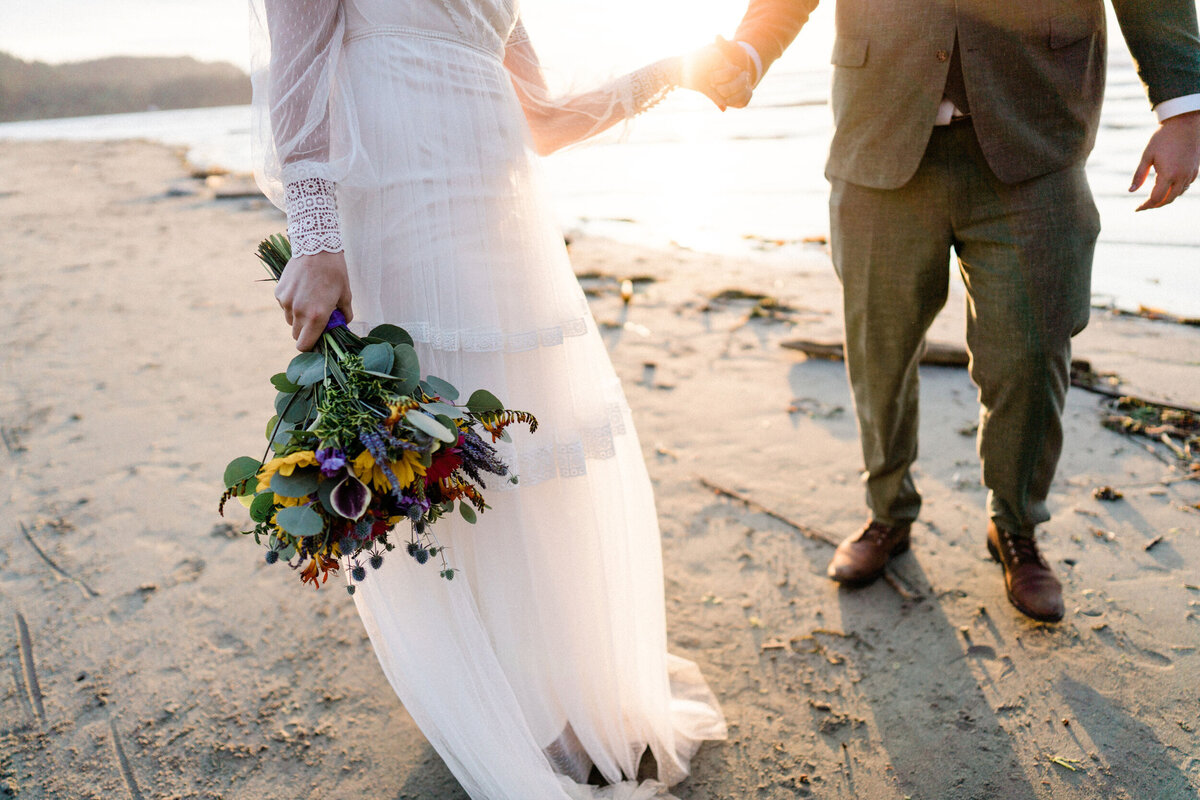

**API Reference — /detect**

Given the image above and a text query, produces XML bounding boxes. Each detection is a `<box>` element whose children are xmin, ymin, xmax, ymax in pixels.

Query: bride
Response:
<box><xmin>250</xmin><ymin>0</ymin><xmax>740</xmax><ymax>796</ymax></box>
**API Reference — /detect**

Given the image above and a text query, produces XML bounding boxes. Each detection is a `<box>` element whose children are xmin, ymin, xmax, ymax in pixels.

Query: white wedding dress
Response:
<box><xmin>249</xmin><ymin>1</ymin><xmax>726</xmax><ymax>797</ymax></box>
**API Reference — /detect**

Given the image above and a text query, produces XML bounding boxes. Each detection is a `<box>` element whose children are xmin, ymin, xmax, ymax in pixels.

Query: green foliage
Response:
<box><xmin>421</xmin><ymin>375</ymin><xmax>459</xmax><ymax>402</ymax></box>
<box><xmin>275</xmin><ymin>506</ymin><xmax>324</xmax><ymax>538</ymax></box>
<box><xmin>467</xmin><ymin>389</ymin><xmax>504</xmax><ymax>415</ymax></box>
<box><xmin>223</xmin><ymin>456</ymin><xmax>261</xmax><ymax>489</ymax></box>
<box><xmin>270</xmin><ymin>467</ymin><xmax>319</xmax><ymax>498</ymax></box>
<box><xmin>287</xmin><ymin>351</ymin><xmax>326</xmax><ymax>387</ymax></box>
<box><xmin>368</xmin><ymin>324</ymin><xmax>415</xmax><ymax>347</ymax></box>
<box><xmin>405</xmin><ymin>409</ymin><xmax>456</xmax><ymax>443</ymax></box>
<box><xmin>360</xmin><ymin>342</ymin><xmax>395</xmax><ymax>374</ymax></box>
<box><xmin>270</xmin><ymin>372</ymin><xmax>301</xmax><ymax>393</ymax></box>
<box><xmin>249</xmin><ymin>492</ymin><xmax>276</xmax><ymax>523</ymax></box>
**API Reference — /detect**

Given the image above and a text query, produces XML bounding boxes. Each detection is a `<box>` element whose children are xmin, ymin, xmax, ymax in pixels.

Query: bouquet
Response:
<box><xmin>219</xmin><ymin>235</ymin><xmax>537</xmax><ymax>592</ymax></box>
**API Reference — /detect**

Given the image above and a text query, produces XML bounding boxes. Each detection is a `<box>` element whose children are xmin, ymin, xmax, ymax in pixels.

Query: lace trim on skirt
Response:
<box><xmin>503</xmin><ymin>402</ymin><xmax>628</xmax><ymax>488</ymax></box>
<box><xmin>378</xmin><ymin>317</ymin><xmax>590</xmax><ymax>353</ymax></box>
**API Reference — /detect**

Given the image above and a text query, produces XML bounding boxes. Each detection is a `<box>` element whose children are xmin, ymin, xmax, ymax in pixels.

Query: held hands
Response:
<box><xmin>275</xmin><ymin>250</ymin><xmax>354</xmax><ymax>351</ymax></box>
<box><xmin>681</xmin><ymin>37</ymin><xmax>758</xmax><ymax>111</ymax></box>
<box><xmin>1130</xmin><ymin>111</ymin><xmax>1200</xmax><ymax>211</ymax></box>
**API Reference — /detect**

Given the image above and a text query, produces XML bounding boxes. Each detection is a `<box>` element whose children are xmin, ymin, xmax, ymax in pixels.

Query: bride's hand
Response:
<box><xmin>274</xmin><ymin>250</ymin><xmax>354</xmax><ymax>351</ymax></box>
<box><xmin>681</xmin><ymin>38</ymin><xmax>755</xmax><ymax>111</ymax></box>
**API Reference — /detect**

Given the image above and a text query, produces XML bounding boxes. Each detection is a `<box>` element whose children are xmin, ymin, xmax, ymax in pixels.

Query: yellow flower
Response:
<box><xmin>256</xmin><ymin>450</ymin><xmax>318</xmax><ymax>491</ymax></box>
<box><xmin>391</xmin><ymin>449</ymin><xmax>427</xmax><ymax>487</ymax></box>
<box><xmin>351</xmin><ymin>447</ymin><xmax>427</xmax><ymax>493</ymax></box>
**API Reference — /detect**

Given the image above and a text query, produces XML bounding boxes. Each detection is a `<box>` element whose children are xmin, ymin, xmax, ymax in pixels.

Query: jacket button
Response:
<box><xmin>936</xmin><ymin>49</ymin><xmax>949</xmax><ymax>62</ymax></box>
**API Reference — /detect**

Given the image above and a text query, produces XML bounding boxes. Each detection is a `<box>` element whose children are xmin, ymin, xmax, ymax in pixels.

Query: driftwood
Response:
<box><xmin>781</xmin><ymin>338</ymin><xmax>1200</xmax><ymax>416</ymax></box>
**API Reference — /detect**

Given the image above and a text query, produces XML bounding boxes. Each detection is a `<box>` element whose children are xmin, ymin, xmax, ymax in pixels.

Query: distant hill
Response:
<box><xmin>0</xmin><ymin>52</ymin><xmax>252</xmax><ymax>122</ymax></box>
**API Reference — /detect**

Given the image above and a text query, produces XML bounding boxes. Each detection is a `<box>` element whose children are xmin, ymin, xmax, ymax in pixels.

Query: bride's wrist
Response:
<box><xmin>630</xmin><ymin>57</ymin><xmax>682</xmax><ymax>114</ymax></box>
<box><xmin>285</xmin><ymin>176</ymin><xmax>345</xmax><ymax>256</ymax></box>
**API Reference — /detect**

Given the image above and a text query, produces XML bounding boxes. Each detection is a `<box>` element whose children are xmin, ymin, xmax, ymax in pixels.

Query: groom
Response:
<box><xmin>710</xmin><ymin>1</ymin><xmax>1200</xmax><ymax>621</ymax></box>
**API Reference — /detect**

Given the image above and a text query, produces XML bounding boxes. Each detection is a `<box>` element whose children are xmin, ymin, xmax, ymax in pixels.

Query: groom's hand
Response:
<box><xmin>1130</xmin><ymin>110</ymin><xmax>1200</xmax><ymax>211</ymax></box>
<box><xmin>708</xmin><ymin>37</ymin><xmax>758</xmax><ymax>109</ymax></box>
<box><xmin>682</xmin><ymin>40</ymin><xmax>753</xmax><ymax>111</ymax></box>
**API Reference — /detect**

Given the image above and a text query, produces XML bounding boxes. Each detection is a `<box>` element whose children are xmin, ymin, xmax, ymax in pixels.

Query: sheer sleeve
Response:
<box><xmin>502</xmin><ymin>19</ymin><xmax>683</xmax><ymax>156</ymax></box>
<box><xmin>250</xmin><ymin>0</ymin><xmax>361</xmax><ymax>255</ymax></box>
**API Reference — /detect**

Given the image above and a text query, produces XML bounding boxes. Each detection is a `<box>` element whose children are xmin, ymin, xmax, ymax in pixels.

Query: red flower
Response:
<box><xmin>425</xmin><ymin>438</ymin><xmax>464</xmax><ymax>484</ymax></box>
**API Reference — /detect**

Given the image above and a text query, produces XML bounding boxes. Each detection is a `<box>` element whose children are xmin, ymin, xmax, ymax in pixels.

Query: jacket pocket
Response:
<box><xmin>1049</xmin><ymin>11</ymin><xmax>1097</xmax><ymax>49</ymax></box>
<box><xmin>831</xmin><ymin>36</ymin><xmax>869</xmax><ymax>67</ymax></box>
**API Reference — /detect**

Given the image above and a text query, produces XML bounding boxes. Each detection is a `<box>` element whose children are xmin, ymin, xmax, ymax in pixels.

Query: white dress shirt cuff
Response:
<box><xmin>736</xmin><ymin>41</ymin><xmax>763</xmax><ymax>84</ymax></box>
<box><xmin>1154</xmin><ymin>93</ymin><xmax>1200</xmax><ymax>122</ymax></box>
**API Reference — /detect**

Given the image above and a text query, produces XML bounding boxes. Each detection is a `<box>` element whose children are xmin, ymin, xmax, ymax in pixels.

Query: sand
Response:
<box><xmin>1</xmin><ymin>139</ymin><xmax>1198</xmax><ymax>800</ymax></box>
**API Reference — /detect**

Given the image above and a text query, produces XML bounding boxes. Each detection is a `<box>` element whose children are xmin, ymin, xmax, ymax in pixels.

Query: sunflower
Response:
<box><xmin>352</xmin><ymin>448</ymin><xmax>427</xmax><ymax>493</ymax></box>
<box><xmin>256</xmin><ymin>450</ymin><xmax>318</xmax><ymax>492</ymax></box>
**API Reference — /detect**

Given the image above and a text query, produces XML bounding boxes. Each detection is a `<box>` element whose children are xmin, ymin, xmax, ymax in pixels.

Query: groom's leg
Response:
<box><xmin>949</xmin><ymin>122</ymin><xmax>1098</xmax><ymax>535</ymax></box>
<box><xmin>947</xmin><ymin>121</ymin><xmax>1096</xmax><ymax>621</ymax></box>
<box><xmin>829</xmin><ymin>130</ymin><xmax>957</xmax><ymax>528</ymax></box>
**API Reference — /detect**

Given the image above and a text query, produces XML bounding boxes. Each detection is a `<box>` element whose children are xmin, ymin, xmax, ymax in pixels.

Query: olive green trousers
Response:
<box><xmin>829</xmin><ymin>120</ymin><xmax>1100</xmax><ymax>536</ymax></box>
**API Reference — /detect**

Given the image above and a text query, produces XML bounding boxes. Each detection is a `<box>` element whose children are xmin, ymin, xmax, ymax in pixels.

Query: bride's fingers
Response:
<box><xmin>296</xmin><ymin>317</ymin><xmax>322</xmax><ymax>352</ymax></box>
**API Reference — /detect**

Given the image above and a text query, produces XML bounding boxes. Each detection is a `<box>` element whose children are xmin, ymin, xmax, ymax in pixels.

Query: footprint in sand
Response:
<box><xmin>170</xmin><ymin>557</ymin><xmax>206</xmax><ymax>584</ymax></box>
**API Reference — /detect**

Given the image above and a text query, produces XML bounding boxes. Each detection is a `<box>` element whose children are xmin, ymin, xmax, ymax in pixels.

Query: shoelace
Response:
<box><xmin>862</xmin><ymin>523</ymin><xmax>897</xmax><ymax>543</ymax></box>
<box><xmin>1003</xmin><ymin>530</ymin><xmax>1045</xmax><ymax>567</ymax></box>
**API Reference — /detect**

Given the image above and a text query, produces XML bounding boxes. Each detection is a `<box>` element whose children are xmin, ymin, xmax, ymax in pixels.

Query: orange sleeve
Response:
<box><xmin>733</xmin><ymin>0</ymin><xmax>819</xmax><ymax>74</ymax></box>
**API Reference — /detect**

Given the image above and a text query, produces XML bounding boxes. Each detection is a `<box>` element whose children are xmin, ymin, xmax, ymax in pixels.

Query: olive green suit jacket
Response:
<box><xmin>734</xmin><ymin>0</ymin><xmax>1200</xmax><ymax>188</ymax></box>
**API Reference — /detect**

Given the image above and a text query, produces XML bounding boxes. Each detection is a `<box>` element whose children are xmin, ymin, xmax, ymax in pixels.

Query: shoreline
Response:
<box><xmin>1</xmin><ymin>139</ymin><xmax>1198</xmax><ymax>799</ymax></box>
<box><xmin>2</xmin><ymin>94</ymin><xmax>1199</xmax><ymax>319</ymax></box>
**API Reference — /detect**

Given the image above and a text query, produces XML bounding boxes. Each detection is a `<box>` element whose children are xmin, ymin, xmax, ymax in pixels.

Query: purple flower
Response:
<box><xmin>331</xmin><ymin>474</ymin><xmax>372</xmax><ymax>520</ymax></box>
<box><xmin>315</xmin><ymin>447</ymin><xmax>347</xmax><ymax>477</ymax></box>
<box><xmin>325</xmin><ymin>309</ymin><xmax>348</xmax><ymax>332</ymax></box>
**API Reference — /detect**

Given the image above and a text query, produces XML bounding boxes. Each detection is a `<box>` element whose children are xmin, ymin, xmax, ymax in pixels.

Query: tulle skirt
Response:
<box><xmin>334</xmin><ymin>26</ymin><xmax>726</xmax><ymax>800</ymax></box>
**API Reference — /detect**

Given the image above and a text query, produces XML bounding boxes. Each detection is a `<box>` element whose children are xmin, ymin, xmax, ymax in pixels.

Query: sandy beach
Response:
<box><xmin>1</xmin><ymin>139</ymin><xmax>1198</xmax><ymax>800</ymax></box>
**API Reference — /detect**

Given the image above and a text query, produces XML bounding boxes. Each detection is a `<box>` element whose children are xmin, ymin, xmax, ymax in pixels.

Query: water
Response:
<box><xmin>2</xmin><ymin>56</ymin><xmax>1196</xmax><ymax>317</ymax></box>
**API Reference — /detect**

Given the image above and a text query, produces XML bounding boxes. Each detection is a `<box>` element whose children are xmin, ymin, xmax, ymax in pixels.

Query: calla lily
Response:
<box><xmin>330</xmin><ymin>473</ymin><xmax>372</xmax><ymax>520</ymax></box>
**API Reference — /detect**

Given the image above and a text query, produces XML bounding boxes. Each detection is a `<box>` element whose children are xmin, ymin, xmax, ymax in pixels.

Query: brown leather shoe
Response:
<box><xmin>827</xmin><ymin>521</ymin><xmax>911</xmax><ymax>585</ymax></box>
<box><xmin>986</xmin><ymin>522</ymin><xmax>1064</xmax><ymax>622</ymax></box>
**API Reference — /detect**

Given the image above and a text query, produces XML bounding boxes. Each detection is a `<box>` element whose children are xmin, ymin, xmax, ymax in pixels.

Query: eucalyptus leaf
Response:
<box><xmin>223</xmin><ymin>456</ymin><xmax>261</xmax><ymax>490</ymax></box>
<box><xmin>264</xmin><ymin>414</ymin><xmax>280</xmax><ymax>441</ymax></box>
<box><xmin>421</xmin><ymin>375</ymin><xmax>459</xmax><ymax>402</ymax></box>
<box><xmin>459</xmin><ymin>502</ymin><xmax>477</xmax><ymax>524</ymax></box>
<box><xmin>286</xmin><ymin>351</ymin><xmax>323</xmax><ymax>385</ymax></box>
<box><xmin>277</xmin><ymin>542</ymin><xmax>297</xmax><ymax>561</ymax></box>
<box><xmin>405</xmin><ymin>409</ymin><xmax>456</xmax><ymax>443</ymax></box>
<box><xmin>435</xmin><ymin>414</ymin><xmax>459</xmax><ymax>436</ymax></box>
<box><xmin>275</xmin><ymin>505</ymin><xmax>324</xmax><ymax>538</ymax></box>
<box><xmin>286</xmin><ymin>397</ymin><xmax>314</xmax><ymax>425</ymax></box>
<box><xmin>297</xmin><ymin>358</ymin><xmax>327</xmax><ymax>387</ymax></box>
<box><xmin>271</xmin><ymin>467</ymin><xmax>320</xmax><ymax>498</ymax></box>
<box><xmin>391</xmin><ymin>344</ymin><xmax>420</xmax><ymax>392</ymax></box>
<box><xmin>270</xmin><ymin>372</ymin><xmax>301</xmax><ymax>393</ymax></box>
<box><xmin>369</xmin><ymin>324</ymin><xmax>415</xmax><ymax>346</ymax></box>
<box><xmin>249</xmin><ymin>492</ymin><xmax>275</xmax><ymax>523</ymax></box>
<box><xmin>275</xmin><ymin>388</ymin><xmax>312</xmax><ymax>424</ymax></box>
<box><xmin>360</xmin><ymin>342</ymin><xmax>395</xmax><ymax>374</ymax></box>
<box><xmin>269</xmin><ymin>420</ymin><xmax>296</xmax><ymax>451</ymax></box>
<box><xmin>423</xmin><ymin>401</ymin><xmax>465</xmax><ymax>419</ymax></box>
<box><xmin>466</xmin><ymin>389</ymin><xmax>504</xmax><ymax>415</ymax></box>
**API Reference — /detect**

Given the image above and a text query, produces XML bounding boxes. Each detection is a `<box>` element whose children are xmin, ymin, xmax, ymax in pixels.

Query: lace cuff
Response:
<box><xmin>284</xmin><ymin>177</ymin><xmax>344</xmax><ymax>256</ymax></box>
<box><xmin>627</xmin><ymin>57</ymin><xmax>682</xmax><ymax>117</ymax></box>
